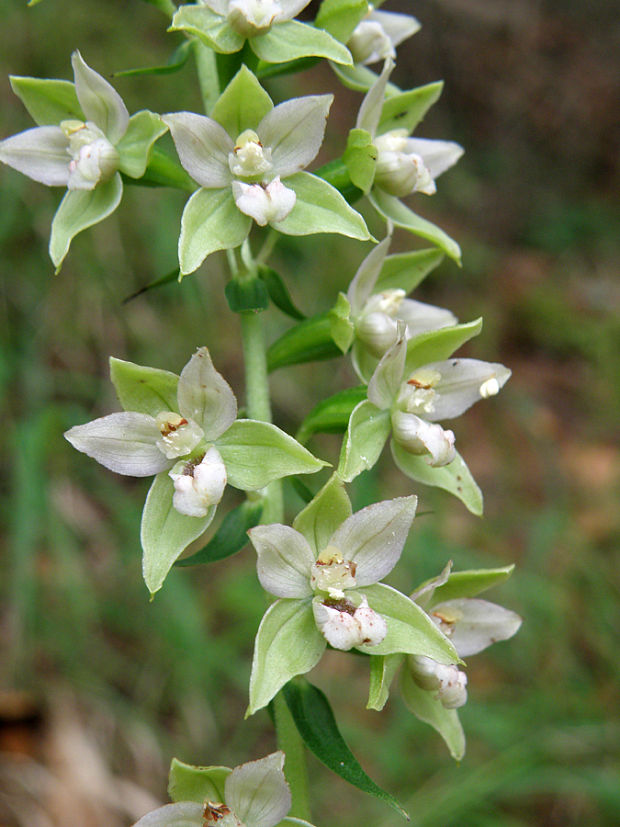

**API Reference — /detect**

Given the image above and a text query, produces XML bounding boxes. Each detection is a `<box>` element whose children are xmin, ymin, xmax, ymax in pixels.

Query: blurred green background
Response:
<box><xmin>1</xmin><ymin>1</ymin><xmax>619</xmax><ymax>824</ymax></box>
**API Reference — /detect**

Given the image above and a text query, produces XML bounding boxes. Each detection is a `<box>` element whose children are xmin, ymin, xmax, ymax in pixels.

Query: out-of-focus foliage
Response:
<box><xmin>0</xmin><ymin>1</ymin><xmax>618</xmax><ymax>825</ymax></box>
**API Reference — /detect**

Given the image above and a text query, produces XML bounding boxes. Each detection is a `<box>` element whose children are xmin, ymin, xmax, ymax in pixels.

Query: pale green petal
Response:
<box><xmin>337</xmin><ymin>400</ymin><xmax>391</xmax><ymax>483</ymax></box>
<box><xmin>9</xmin><ymin>76</ymin><xmax>82</xmax><ymax>126</ymax></box>
<box><xmin>131</xmin><ymin>801</ymin><xmax>204</xmax><ymax>826</ymax></box>
<box><xmin>177</xmin><ymin>347</ymin><xmax>237</xmax><ymax>440</ymax></box>
<box><xmin>162</xmin><ymin>112</ymin><xmax>232</xmax><ymax>188</ymax></box>
<box><xmin>169</xmin><ymin>5</ymin><xmax>245</xmax><ymax>54</ymax></box>
<box><xmin>249</xmin><ymin>524</ymin><xmax>315</xmax><ymax>598</ymax></box>
<box><xmin>71</xmin><ymin>51</ymin><xmax>129</xmax><ymax>143</ymax></box>
<box><xmin>400</xmin><ymin>666</ymin><xmax>465</xmax><ymax>761</ymax></box>
<box><xmin>49</xmin><ymin>172</ymin><xmax>123</xmax><ymax>270</ymax></box>
<box><xmin>226</xmin><ymin>752</ymin><xmax>291</xmax><ymax>827</ymax></box>
<box><xmin>0</xmin><ymin>126</ymin><xmax>69</xmax><ymax>186</ymax></box>
<box><xmin>293</xmin><ymin>473</ymin><xmax>352</xmax><ymax>556</ymax></box>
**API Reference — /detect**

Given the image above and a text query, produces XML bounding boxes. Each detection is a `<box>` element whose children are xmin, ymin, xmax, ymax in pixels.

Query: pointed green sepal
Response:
<box><xmin>338</xmin><ymin>400</ymin><xmax>391</xmax><ymax>482</ymax></box>
<box><xmin>400</xmin><ymin>666</ymin><xmax>465</xmax><ymax>761</ymax></box>
<box><xmin>9</xmin><ymin>76</ymin><xmax>83</xmax><ymax>126</ymax></box>
<box><xmin>141</xmin><ymin>472</ymin><xmax>216</xmax><ymax>595</ymax></box>
<box><xmin>251</xmin><ymin>20</ymin><xmax>353</xmax><ymax>66</ymax></box>
<box><xmin>369</xmin><ymin>189</ymin><xmax>461</xmax><ymax>263</ymax></box>
<box><xmin>248</xmin><ymin>599</ymin><xmax>325</xmax><ymax>715</ymax></box>
<box><xmin>211</xmin><ymin>65</ymin><xmax>273</xmax><ymax>136</ymax></box>
<box><xmin>375</xmin><ymin>248</ymin><xmax>445</xmax><ymax>294</ymax></box>
<box><xmin>405</xmin><ymin>318</ymin><xmax>483</xmax><ymax>373</ymax></box>
<box><xmin>315</xmin><ymin>0</ymin><xmax>370</xmax><ymax>43</ymax></box>
<box><xmin>168</xmin><ymin>758</ymin><xmax>231</xmax><ymax>804</ymax></box>
<box><xmin>293</xmin><ymin>473</ymin><xmax>352</xmax><ymax>555</ymax></box>
<box><xmin>216</xmin><ymin>420</ymin><xmax>328</xmax><ymax>491</ymax></box>
<box><xmin>328</xmin><ymin>292</ymin><xmax>355</xmax><ymax>353</ymax></box>
<box><xmin>430</xmin><ymin>565</ymin><xmax>516</xmax><ymax>604</ymax></box>
<box><xmin>109</xmin><ymin>356</ymin><xmax>179</xmax><ymax>417</ymax></box>
<box><xmin>378</xmin><ymin>82</ymin><xmax>444</xmax><ymax>136</ymax></box>
<box><xmin>169</xmin><ymin>5</ymin><xmax>245</xmax><ymax>54</ymax></box>
<box><xmin>367</xmin><ymin>654</ymin><xmax>403</xmax><ymax>712</ymax></box>
<box><xmin>114</xmin><ymin>41</ymin><xmax>193</xmax><ymax>78</ymax></box>
<box><xmin>50</xmin><ymin>172</ymin><xmax>123</xmax><ymax>271</ymax></box>
<box><xmin>391</xmin><ymin>440</ymin><xmax>484</xmax><ymax>516</ymax></box>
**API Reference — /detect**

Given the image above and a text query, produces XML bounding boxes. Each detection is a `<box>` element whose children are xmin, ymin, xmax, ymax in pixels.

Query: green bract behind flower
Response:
<box><xmin>170</xmin><ymin>0</ymin><xmax>353</xmax><ymax>65</ymax></box>
<box><xmin>64</xmin><ymin>348</ymin><xmax>327</xmax><ymax>593</ymax></box>
<box><xmin>163</xmin><ymin>67</ymin><xmax>371</xmax><ymax>275</ymax></box>
<box><xmin>0</xmin><ymin>51</ymin><xmax>167</xmax><ymax>270</ymax></box>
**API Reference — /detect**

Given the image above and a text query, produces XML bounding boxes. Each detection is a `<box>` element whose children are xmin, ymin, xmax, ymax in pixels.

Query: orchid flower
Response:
<box><xmin>169</xmin><ymin>0</ymin><xmax>352</xmax><ymax>66</ymax></box>
<box><xmin>133</xmin><ymin>752</ymin><xmax>316</xmax><ymax>827</ymax></box>
<box><xmin>65</xmin><ymin>348</ymin><xmax>325</xmax><ymax>593</ymax></box>
<box><xmin>0</xmin><ymin>51</ymin><xmax>166</xmax><ymax>269</ymax></box>
<box><xmin>162</xmin><ymin>66</ymin><xmax>369</xmax><ymax>275</ymax></box>
<box><xmin>246</xmin><ymin>477</ymin><xmax>459</xmax><ymax>714</ymax></box>
<box><xmin>368</xmin><ymin>563</ymin><xmax>522</xmax><ymax>760</ymax></box>
<box><xmin>347</xmin><ymin>4</ymin><xmax>421</xmax><ymax>66</ymax></box>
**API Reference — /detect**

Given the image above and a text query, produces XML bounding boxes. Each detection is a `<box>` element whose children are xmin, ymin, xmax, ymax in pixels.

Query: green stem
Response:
<box><xmin>273</xmin><ymin>693</ymin><xmax>311</xmax><ymax>822</ymax></box>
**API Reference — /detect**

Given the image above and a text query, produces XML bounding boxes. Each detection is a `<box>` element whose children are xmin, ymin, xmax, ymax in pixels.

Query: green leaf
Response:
<box><xmin>129</xmin><ymin>147</ymin><xmax>195</xmax><ymax>191</ymax></box>
<box><xmin>314</xmin><ymin>157</ymin><xmax>363</xmax><ymax>204</ymax></box>
<box><xmin>331</xmin><ymin>62</ymin><xmax>400</xmax><ymax>95</ymax></box>
<box><xmin>258</xmin><ymin>266</ymin><xmax>306</xmax><ymax>320</ymax></box>
<box><xmin>378</xmin><ymin>82</ymin><xmax>444</xmax><ymax>136</ymax></box>
<box><xmin>328</xmin><ymin>292</ymin><xmax>354</xmax><ymax>353</ymax></box>
<box><xmin>338</xmin><ymin>400</ymin><xmax>390</xmax><ymax>483</ymax></box>
<box><xmin>9</xmin><ymin>77</ymin><xmax>82</xmax><ymax>126</ymax></box>
<box><xmin>114</xmin><ymin>41</ymin><xmax>193</xmax><ymax>78</ymax></box>
<box><xmin>368</xmin><ymin>654</ymin><xmax>403</xmax><ymax>712</ymax></box>
<box><xmin>283</xmin><ymin>678</ymin><xmax>409</xmax><ymax>819</ymax></box>
<box><xmin>141</xmin><ymin>472</ymin><xmax>215</xmax><ymax>595</ymax></box>
<box><xmin>296</xmin><ymin>385</ymin><xmax>367</xmax><ymax>444</ymax></box>
<box><xmin>211</xmin><ymin>65</ymin><xmax>273</xmax><ymax>137</ymax></box>
<box><xmin>116</xmin><ymin>111</ymin><xmax>168</xmax><ymax>178</ymax></box>
<box><xmin>293</xmin><ymin>474</ymin><xmax>352</xmax><ymax>555</ymax></box>
<box><xmin>122</xmin><ymin>267</ymin><xmax>180</xmax><ymax>304</ymax></box>
<box><xmin>375</xmin><ymin>248</ymin><xmax>445</xmax><ymax>294</ymax></box>
<box><xmin>405</xmin><ymin>318</ymin><xmax>483</xmax><ymax>372</ymax></box>
<box><xmin>109</xmin><ymin>356</ymin><xmax>179</xmax><ymax>417</ymax></box>
<box><xmin>216</xmin><ymin>420</ymin><xmax>327</xmax><ymax>491</ymax></box>
<box><xmin>400</xmin><ymin>666</ymin><xmax>465</xmax><ymax>761</ymax></box>
<box><xmin>430</xmin><ymin>565</ymin><xmax>515</xmax><ymax>604</ymax></box>
<box><xmin>178</xmin><ymin>188</ymin><xmax>251</xmax><ymax>276</ymax></box>
<box><xmin>225</xmin><ymin>273</ymin><xmax>270</xmax><ymax>313</ymax></box>
<box><xmin>369</xmin><ymin>189</ymin><xmax>461</xmax><ymax>263</ymax></box>
<box><xmin>315</xmin><ymin>0</ymin><xmax>369</xmax><ymax>43</ymax></box>
<box><xmin>251</xmin><ymin>20</ymin><xmax>353</xmax><ymax>66</ymax></box>
<box><xmin>175</xmin><ymin>500</ymin><xmax>263</xmax><ymax>567</ymax></box>
<box><xmin>391</xmin><ymin>440</ymin><xmax>483</xmax><ymax>516</ymax></box>
<box><xmin>360</xmin><ymin>583</ymin><xmax>460</xmax><ymax>662</ymax></box>
<box><xmin>168</xmin><ymin>758</ymin><xmax>230</xmax><ymax>804</ymax></box>
<box><xmin>169</xmin><ymin>5</ymin><xmax>244</xmax><ymax>54</ymax></box>
<box><xmin>276</xmin><ymin>172</ymin><xmax>371</xmax><ymax>241</ymax></box>
<box><xmin>49</xmin><ymin>173</ymin><xmax>123</xmax><ymax>271</ymax></box>
<box><xmin>288</xmin><ymin>476</ymin><xmax>315</xmax><ymax>504</ymax></box>
<box><xmin>343</xmin><ymin>127</ymin><xmax>377</xmax><ymax>193</ymax></box>
<box><xmin>248</xmin><ymin>600</ymin><xmax>325</xmax><ymax>715</ymax></box>
<box><xmin>267</xmin><ymin>312</ymin><xmax>342</xmax><ymax>373</ymax></box>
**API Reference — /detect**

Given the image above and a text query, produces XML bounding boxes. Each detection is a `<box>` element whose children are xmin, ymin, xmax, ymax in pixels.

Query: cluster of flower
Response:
<box><xmin>1</xmin><ymin>2</ymin><xmax>521</xmax><ymax>823</ymax></box>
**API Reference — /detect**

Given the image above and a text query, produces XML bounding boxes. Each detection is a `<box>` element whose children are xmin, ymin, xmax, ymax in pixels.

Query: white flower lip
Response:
<box><xmin>169</xmin><ymin>446</ymin><xmax>227</xmax><ymax>517</ymax></box>
<box><xmin>313</xmin><ymin>595</ymin><xmax>387</xmax><ymax>650</ymax></box>
<box><xmin>233</xmin><ymin>177</ymin><xmax>296</xmax><ymax>226</ymax></box>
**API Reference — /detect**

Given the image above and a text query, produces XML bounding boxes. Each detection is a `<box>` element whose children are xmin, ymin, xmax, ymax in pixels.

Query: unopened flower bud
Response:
<box><xmin>409</xmin><ymin>655</ymin><xmax>468</xmax><ymax>709</ymax></box>
<box><xmin>374</xmin><ymin>130</ymin><xmax>436</xmax><ymax>198</ymax></box>
<box><xmin>61</xmin><ymin>120</ymin><xmax>119</xmax><ymax>190</ymax></box>
<box><xmin>391</xmin><ymin>410</ymin><xmax>456</xmax><ymax>467</ymax></box>
<box><xmin>348</xmin><ymin>20</ymin><xmax>395</xmax><ymax>65</ymax></box>
<box><xmin>169</xmin><ymin>446</ymin><xmax>227</xmax><ymax>517</ymax></box>
<box><xmin>356</xmin><ymin>311</ymin><xmax>399</xmax><ymax>357</ymax></box>
<box><xmin>227</xmin><ymin>0</ymin><xmax>282</xmax><ymax>37</ymax></box>
<box><xmin>232</xmin><ymin>176</ymin><xmax>296</xmax><ymax>226</ymax></box>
